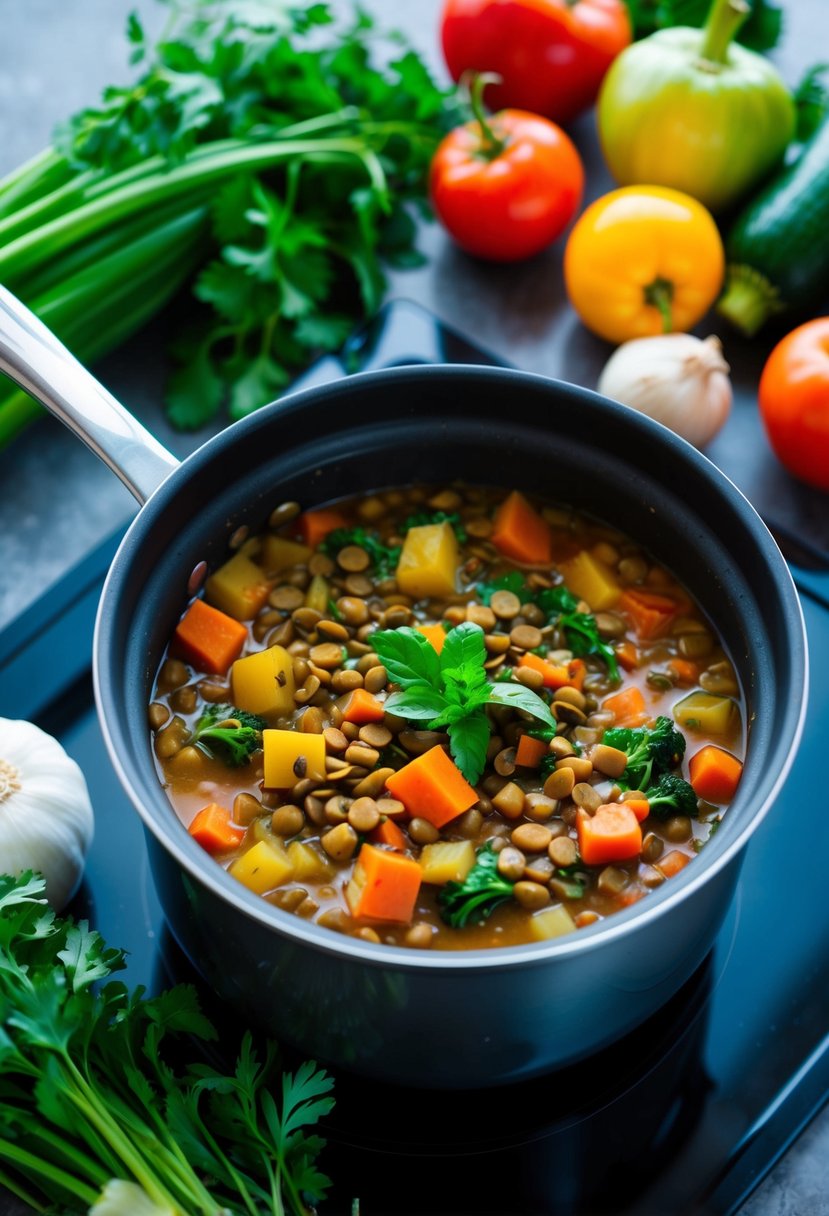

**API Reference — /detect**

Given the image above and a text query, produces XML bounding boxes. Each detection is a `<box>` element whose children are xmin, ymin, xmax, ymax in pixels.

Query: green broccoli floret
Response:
<box><xmin>645</xmin><ymin>773</ymin><xmax>698</xmax><ymax>819</ymax></box>
<box><xmin>603</xmin><ymin>715</ymin><xmax>686</xmax><ymax>789</ymax></box>
<box><xmin>438</xmin><ymin>842</ymin><xmax>515</xmax><ymax>928</ymax></box>
<box><xmin>189</xmin><ymin>704</ymin><xmax>267</xmax><ymax>767</ymax></box>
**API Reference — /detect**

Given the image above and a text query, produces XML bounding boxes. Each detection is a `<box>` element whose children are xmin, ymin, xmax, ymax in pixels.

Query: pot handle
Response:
<box><xmin>0</xmin><ymin>284</ymin><xmax>179</xmax><ymax>505</ymax></box>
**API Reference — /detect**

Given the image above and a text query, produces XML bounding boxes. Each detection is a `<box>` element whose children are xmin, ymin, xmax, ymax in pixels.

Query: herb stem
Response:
<box><xmin>0</xmin><ymin>1138</ymin><xmax>100</xmax><ymax>1206</ymax></box>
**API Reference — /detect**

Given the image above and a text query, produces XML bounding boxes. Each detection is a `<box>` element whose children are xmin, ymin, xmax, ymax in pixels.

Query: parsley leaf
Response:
<box><xmin>536</xmin><ymin>586</ymin><xmax>621</xmax><ymax>684</ymax></box>
<box><xmin>374</xmin><ymin>623</ymin><xmax>554</xmax><ymax>783</ymax></box>
<box><xmin>623</xmin><ymin>0</ymin><xmax>783</xmax><ymax>49</ymax></box>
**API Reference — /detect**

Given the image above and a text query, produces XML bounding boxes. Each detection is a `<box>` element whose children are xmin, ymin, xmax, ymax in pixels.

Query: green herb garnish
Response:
<box><xmin>372</xmin><ymin>623</ymin><xmax>555</xmax><ymax>783</ymax></box>
<box><xmin>623</xmin><ymin>0</ymin><xmax>782</xmax><ymax>50</ymax></box>
<box><xmin>438</xmin><ymin>842</ymin><xmax>515</xmax><ymax>927</ymax></box>
<box><xmin>476</xmin><ymin>571</ymin><xmax>526</xmax><ymax>604</ymax></box>
<box><xmin>536</xmin><ymin>585</ymin><xmax>621</xmax><ymax>684</ymax></box>
<box><xmin>0</xmin><ymin>871</ymin><xmax>334</xmax><ymax>1215</ymax></box>
<box><xmin>189</xmin><ymin>703</ymin><xmax>266</xmax><ymax>766</ymax></box>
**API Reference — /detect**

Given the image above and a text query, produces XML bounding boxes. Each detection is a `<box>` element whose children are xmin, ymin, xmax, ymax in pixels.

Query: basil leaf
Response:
<box><xmin>384</xmin><ymin>687</ymin><xmax>448</xmax><ymax>721</ymax></box>
<box><xmin>446</xmin><ymin>709</ymin><xmax>491</xmax><ymax>785</ymax></box>
<box><xmin>372</xmin><ymin>626</ymin><xmax>441</xmax><ymax>689</ymax></box>
<box><xmin>488</xmin><ymin>682</ymin><xmax>556</xmax><ymax>729</ymax></box>
<box><xmin>440</xmin><ymin>621</ymin><xmax>487</xmax><ymax>679</ymax></box>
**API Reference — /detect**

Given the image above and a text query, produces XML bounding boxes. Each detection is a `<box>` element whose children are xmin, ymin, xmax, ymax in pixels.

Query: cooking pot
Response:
<box><xmin>0</xmin><ymin>286</ymin><xmax>807</xmax><ymax>1088</ymax></box>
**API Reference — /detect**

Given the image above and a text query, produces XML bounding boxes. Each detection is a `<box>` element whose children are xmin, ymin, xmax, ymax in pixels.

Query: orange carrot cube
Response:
<box><xmin>174</xmin><ymin>598</ymin><xmax>248</xmax><ymax>675</ymax></box>
<box><xmin>491</xmin><ymin>491</ymin><xmax>553</xmax><ymax>565</ymax></box>
<box><xmin>342</xmin><ymin>688</ymin><xmax>386</xmax><ymax>724</ymax></box>
<box><xmin>415</xmin><ymin>623</ymin><xmax>447</xmax><ymax>654</ymax></box>
<box><xmin>577</xmin><ymin>804</ymin><xmax>642</xmax><ymax>866</ymax></box>
<box><xmin>188</xmin><ymin>803</ymin><xmax>246</xmax><ymax>855</ymax></box>
<box><xmin>385</xmin><ymin>746</ymin><xmax>478</xmax><ymax>829</ymax></box>
<box><xmin>689</xmin><ymin>745</ymin><xmax>743</xmax><ymax>803</ymax></box>
<box><xmin>346</xmin><ymin>844</ymin><xmax>422</xmax><ymax>923</ymax></box>
<box><xmin>515</xmin><ymin>734</ymin><xmax>548</xmax><ymax>768</ymax></box>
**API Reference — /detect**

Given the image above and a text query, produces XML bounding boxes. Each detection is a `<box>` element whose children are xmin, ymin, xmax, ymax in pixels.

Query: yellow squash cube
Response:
<box><xmin>205</xmin><ymin>552</ymin><xmax>271</xmax><ymax>620</ymax></box>
<box><xmin>395</xmin><ymin>521</ymin><xmax>459</xmax><ymax>599</ymax></box>
<box><xmin>529</xmin><ymin>903</ymin><xmax>575</xmax><ymax>941</ymax></box>
<box><xmin>229</xmin><ymin>838</ymin><xmax>294</xmax><ymax>895</ymax></box>
<box><xmin>558</xmin><ymin>550</ymin><xmax>621</xmax><ymax>611</ymax></box>
<box><xmin>231</xmin><ymin>646</ymin><xmax>295</xmax><ymax>718</ymax></box>
<box><xmin>673</xmin><ymin>691</ymin><xmax>740</xmax><ymax>735</ymax></box>
<box><xmin>419</xmin><ymin>840</ymin><xmax>476</xmax><ymax>885</ymax></box>
<box><xmin>287</xmin><ymin>840</ymin><xmax>334</xmax><ymax>884</ymax></box>
<box><xmin>263</xmin><ymin>730</ymin><xmax>327</xmax><ymax>788</ymax></box>
<box><xmin>261</xmin><ymin>535</ymin><xmax>312</xmax><ymax>574</ymax></box>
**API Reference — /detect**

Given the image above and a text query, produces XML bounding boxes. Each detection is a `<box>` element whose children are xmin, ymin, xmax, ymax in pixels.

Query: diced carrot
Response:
<box><xmin>173</xmin><ymin>598</ymin><xmax>248</xmax><ymax>675</ymax></box>
<box><xmin>369</xmin><ymin>817</ymin><xmax>408</xmax><ymax>851</ymax></box>
<box><xmin>667</xmin><ymin>658</ymin><xmax>699</xmax><ymax>686</ymax></box>
<box><xmin>297</xmin><ymin>507</ymin><xmax>350</xmax><ymax>549</ymax></box>
<box><xmin>658</xmin><ymin>850</ymin><xmax>692</xmax><ymax>879</ymax></box>
<box><xmin>602</xmin><ymin>685</ymin><xmax>648</xmax><ymax>728</ymax></box>
<box><xmin>518</xmin><ymin>652</ymin><xmax>586</xmax><ymax>691</ymax></box>
<box><xmin>615</xmin><ymin>640</ymin><xmax>639</xmax><ymax>673</ymax></box>
<box><xmin>342</xmin><ymin>688</ymin><xmax>386</xmax><ymax>725</ymax></box>
<box><xmin>617</xmin><ymin>888</ymin><xmax>645</xmax><ymax>908</ymax></box>
<box><xmin>577</xmin><ymin>805</ymin><xmax>642</xmax><ymax>866</ymax></box>
<box><xmin>385</xmin><ymin>746</ymin><xmax>478</xmax><ymax>829</ymax></box>
<box><xmin>515</xmin><ymin>734</ymin><xmax>548</xmax><ymax>768</ymax></box>
<box><xmin>415</xmin><ymin>623</ymin><xmax>447</xmax><ymax>654</ymax></box>
<box><xmin>345</xmin><ymin>844</ymin><xmax>422</xmax><ymax>923</ymax></box>
<box><xmin>619</xmin><ymin>589</ymin><xmax>678</xmax><ymax>640</ymax></box>
<box><xmin>621</xmin><ymin>797</ymin><xmax>651</xmax><ymax>823</ymax></box>
<box><xmin>689</xmin><ymin>745</ymin><xmax>743</xmax><ymax>803</ymax></box>
<box><xmin>491</xmin><ymin>491</ymin><xmax>553</xmax><ymax>565</ymax></box>
<box><xmin>188</xmin><ymin>803</ymin><xmax>246</xmax><ymax>855</ymax></box>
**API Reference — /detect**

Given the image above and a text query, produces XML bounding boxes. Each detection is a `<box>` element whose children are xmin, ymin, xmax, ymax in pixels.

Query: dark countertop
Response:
<box><xmin>0</xmin><ymin>2</ymin><xmax>827</xmax><ymax>1213</ymax></box>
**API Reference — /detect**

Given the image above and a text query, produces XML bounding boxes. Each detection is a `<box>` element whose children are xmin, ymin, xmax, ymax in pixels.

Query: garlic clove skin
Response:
<box><xmin>0</xmin><ymin>718</ymin><xmax>94</xmax><ymax>910</ymax></box>
<box><xmin>597</xmin><ymin>333</ymin><xmax>732</xmax><ymax>450</ymax></box>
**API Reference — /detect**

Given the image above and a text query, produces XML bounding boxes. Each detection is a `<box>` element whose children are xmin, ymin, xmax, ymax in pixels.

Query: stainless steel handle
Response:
<box><xmin>0</xmin><ymin>284</ymin><xmax>179</xmax><ymax>504</ymax></box>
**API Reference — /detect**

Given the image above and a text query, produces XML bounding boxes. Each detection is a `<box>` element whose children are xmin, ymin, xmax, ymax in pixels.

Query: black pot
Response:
<box><xmin>0</xmin><ymin>291</ymin><xmax>807</xmax><ymax>1088</ymax></box>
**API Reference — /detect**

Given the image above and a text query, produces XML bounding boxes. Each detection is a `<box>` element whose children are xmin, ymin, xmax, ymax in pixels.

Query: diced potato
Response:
<box><xmin>558</xmin><ymin>550</ymin><xmax>621</xmax><ymax>611</ymax></box>
<box><xmin>231</xmin><ymin>646</ymin><xmax>295</xmax><ymax>717</ymax></box>
<box><xmin>396</xmin><ymin>521</ymin><xmax>459</xmax><ymax>599</ymax></box>
<box><xmin>419</xmin><ymin>839</ymin><xmax>476</xmax><ymax>885</ymax></box>
<box><xmin>261</xmin><ymin>535</ymin><xmax>312</xmax><ymax>573</ymax></box>
<box><xmin>287</xmin><ymin>840</ymin><xmax>334</xmax><ymax>884</ymax></box>
<box><xmin>229</xmin><ymin>838</ymin><xmax>293</xmax><ymax>894</ymax></box>
<box><xmin>673</xmin><ymin>691</ymin><xmax>740</xmax><ymax>735</ymax></box>
<box><xmin>529</xmin><ymin>903</ymin><xmax>575</xmax><ymax>941</ymax></box>
<box><xmin>205</xmin><ymin>552</ymin><xmax>271</xmax><ymax>620</ymax></box>
<box><xmin>305</xmin><ymin>574</ymin><xmax>329</xmax><ymax>614</ymax></box>
<box><xmin>263</xmin><ymin>730</ymin><xmax>327</xmax><ymax>788</ymax></box>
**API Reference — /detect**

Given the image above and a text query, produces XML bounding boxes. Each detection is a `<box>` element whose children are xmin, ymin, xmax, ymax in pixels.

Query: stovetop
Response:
<box><xmin>2</xmin><ymin>301</ymin><xmax>828</xmax><ymax>1216</ymax></box>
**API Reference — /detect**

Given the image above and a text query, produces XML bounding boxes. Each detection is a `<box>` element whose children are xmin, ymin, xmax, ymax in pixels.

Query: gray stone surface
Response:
<box><xmin>0</xmin><ymin>2</ymin><xmax>827</xmax><ymax>1213</ymax></box>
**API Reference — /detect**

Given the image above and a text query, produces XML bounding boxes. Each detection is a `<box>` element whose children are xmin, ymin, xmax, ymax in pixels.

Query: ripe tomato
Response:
<box><xmin>758</xmin><ymin>317</ymin><xmax>829</xmax><ymax>491</ymax></box>
<box><xmin>440</xmin><ymin>0</ymin><xmax>631</xmax><ymax>127</ymax></box>
<box><xmin>563</xmin><ymin>186</ymin><xmax>724</xmax><ymax>344</ymax></box>
<box><xmin>430</xmin><ymin>107</ymin><xmax>584</xmax><ymax>262</ymax></box>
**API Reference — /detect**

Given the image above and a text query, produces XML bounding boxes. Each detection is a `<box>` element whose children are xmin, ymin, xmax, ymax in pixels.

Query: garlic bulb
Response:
<box><xmin>597</xmin><ymin>333</ymin><xmax>732</xmax><ymax>449</ymax></box>
<box><xmin>89</xmin><ymin>1180</ymin><xmax>177</xmax><ymax>1216</ymax></box>
<box><xmin>0</xmin><ymin>718</ymin><xmax>94</xmax><ymax>909</ymax></box>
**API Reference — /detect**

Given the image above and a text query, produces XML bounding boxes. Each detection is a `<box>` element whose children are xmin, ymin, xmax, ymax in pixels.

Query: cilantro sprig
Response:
<box><xmin>373</xmin><ymin>622</ymin><xmax>555</xmax><ymax>783</ymax></box>
<box><xmin>0</xmin><ymin>872</ymin><xmax>334</xmax><ymax>1215</ymax></box>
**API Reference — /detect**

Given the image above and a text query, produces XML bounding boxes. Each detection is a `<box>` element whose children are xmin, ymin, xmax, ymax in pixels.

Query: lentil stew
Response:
<box><xmin>149</xmin><ymin>485</ymin><xmax>745</xmax><ymax>951</ymax></box>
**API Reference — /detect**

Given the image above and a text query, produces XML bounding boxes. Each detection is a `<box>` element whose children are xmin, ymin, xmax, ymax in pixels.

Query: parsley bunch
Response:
<box><xmin>0</xmin><ymin>872</ymin><xmax>334</xmax><ymax>1216</ymax></box>
<box><xmin>372</xmin><ymin>622</ymin><xmax>556</xmax><ymax>783</ymax></box>
<box><xmin>0</xmin><ymin>0</ymin><xmax>458</xmax><ymax>444</ymax></box>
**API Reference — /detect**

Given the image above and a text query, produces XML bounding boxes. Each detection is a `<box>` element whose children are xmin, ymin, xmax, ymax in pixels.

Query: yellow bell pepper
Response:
<box><xmin>563</xmin><ymin>186</ymin><xmax>724</xmax><ymax>345</ymax></box>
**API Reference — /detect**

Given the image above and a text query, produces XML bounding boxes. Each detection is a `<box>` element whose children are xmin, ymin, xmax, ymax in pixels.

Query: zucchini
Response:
<box><xmin>716</xmin><ymin>114</ymin><xmax>829</xmax><ymax>336</ymax></box>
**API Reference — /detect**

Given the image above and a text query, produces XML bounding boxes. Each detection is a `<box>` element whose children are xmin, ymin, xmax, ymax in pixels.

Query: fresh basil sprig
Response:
<box><xmin>373</xmin><ymin>623</ymin><xmax>555</xmax><ymax>784</ymax></box>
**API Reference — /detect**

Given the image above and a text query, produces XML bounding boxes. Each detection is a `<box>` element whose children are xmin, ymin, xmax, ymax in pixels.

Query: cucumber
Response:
<box><xmin>716</xmin><ymin>113</ymin><xmax>829</xmax><ymax>336</ymax></box>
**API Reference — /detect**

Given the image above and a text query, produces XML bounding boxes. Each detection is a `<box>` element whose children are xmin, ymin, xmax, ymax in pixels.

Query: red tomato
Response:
<box><xmin>440</xmin><ymin>0</ymin><xmax>632</xmax><ymax>127</ymax></box>
<box><xmin>429</xmin><ymin>109</ymin><xmax>584</xmax><ymax>262</ymax></box>
<box><xmin>758</xmin><ymin>317</ymin><xmax>829</xmax><ymax>492</ymax></box>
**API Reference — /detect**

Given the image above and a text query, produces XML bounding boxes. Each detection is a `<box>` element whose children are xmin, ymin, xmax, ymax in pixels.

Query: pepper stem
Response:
<box><xmin>0</xmin><ymin>759</ymin><xmax>22</xmax><ymax>802</ymax></box>
<box><xmin>460</xmin><ymin>71</ymin><xmax>507</xmax><ymax>160</ymax></box>
<box><xmin>644</xmin><ymin>278</ymin><xmax>675</xmax><ymax>333</ymax></box>
<box><xmin>699</xmin><ymin>0</ymin><xmax>750</xmax><ymax>66</ymax></box>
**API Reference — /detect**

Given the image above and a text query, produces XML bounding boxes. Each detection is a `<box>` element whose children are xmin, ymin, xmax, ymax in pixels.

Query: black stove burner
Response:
<box><xmin>4</xmin><ymin>301</ymin><xmax>828</xmax><ymax>1216</ymax></box>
